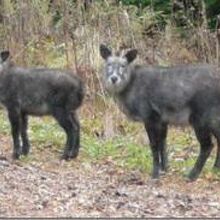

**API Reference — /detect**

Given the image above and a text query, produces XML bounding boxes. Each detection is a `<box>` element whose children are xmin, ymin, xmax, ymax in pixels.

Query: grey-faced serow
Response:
<box><xmin>0</xmin><ymin>51</ymin><xmax>85</xmax><ymax>160</ymax></box>
<box><xmin>100</xmin><ymin>44</ymin><xmax>220</xmax><ymax>181</ymax></box>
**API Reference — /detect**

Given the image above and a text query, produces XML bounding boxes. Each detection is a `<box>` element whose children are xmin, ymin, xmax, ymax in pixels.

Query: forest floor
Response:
<box><xmin>0</xmin><ymin>110</ymin><xmax>220</xmax><ymax>218</ymax></box>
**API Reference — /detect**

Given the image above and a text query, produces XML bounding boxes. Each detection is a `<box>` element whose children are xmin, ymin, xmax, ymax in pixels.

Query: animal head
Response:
<box><xmin>100</xmin><ymin>44</ymin><xmax>137</xmax><ymax>94</ymax></box>
<box><xmin>0</xmin><ymin>50</ymin><xmax>10</xmax><ymax>72</ymax></box>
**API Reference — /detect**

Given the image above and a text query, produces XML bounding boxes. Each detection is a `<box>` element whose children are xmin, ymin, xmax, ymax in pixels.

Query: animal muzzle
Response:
<box><xmin>110</xmin><ymin>76</ymin><xmax>118</xmax><ymax>84</ymax></box>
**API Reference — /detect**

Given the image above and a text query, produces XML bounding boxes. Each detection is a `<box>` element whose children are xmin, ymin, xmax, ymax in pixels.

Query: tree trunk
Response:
<box><xmin>0</xmin><ymin>0</ymin><xmax>4</xmax><ymax>24</ymax></box>
<box><xmin>216</xmin><ymin>15</ymin><xmax>220</xmax><ymax>66</ymax></box>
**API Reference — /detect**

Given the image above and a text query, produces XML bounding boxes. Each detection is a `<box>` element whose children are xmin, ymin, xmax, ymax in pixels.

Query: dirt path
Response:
<box><xmin>0</xmin><ymin>136</ymin><xmax>220</xmax><ymax>218</ymax></box>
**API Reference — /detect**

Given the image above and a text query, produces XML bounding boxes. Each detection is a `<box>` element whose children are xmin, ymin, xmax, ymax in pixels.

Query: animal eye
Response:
<box><xmin>107</xmin><ymin>63</ymin><xmax>112</xmax><ymax>68</ymax></box>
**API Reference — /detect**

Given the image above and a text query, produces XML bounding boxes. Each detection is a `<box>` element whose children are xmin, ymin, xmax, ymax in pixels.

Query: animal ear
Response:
<box><xmin>0</xmin><ymin>51</ymin><xmax>10</xmax><ymax>62</ymax></box>
<box><xmin>100</xmin><ymin>44</ymin><xmax>112</xmax><ymax>60</ymax></box>
<box><xmin>124</xmin><ymin>49</ymin><xmax>137</xmax><ymax>63</ymax></box>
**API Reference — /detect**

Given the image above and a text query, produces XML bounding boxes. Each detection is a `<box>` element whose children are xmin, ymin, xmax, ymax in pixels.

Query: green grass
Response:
<box><xmin>0</xmin><ymin>110</ymin><xmax>220</xmax><ymax>180</ymax></box>
<box><xmin>82</xmin><ymin>134</ymin><xmax>152</xmax><ymax>172</ymax></box>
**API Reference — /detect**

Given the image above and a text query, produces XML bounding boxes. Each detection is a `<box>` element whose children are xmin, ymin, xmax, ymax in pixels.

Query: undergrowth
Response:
<box><xmin>0</xmin><ymin>1</ymin><xmax>220</xmax><ymax>182</ymax></box>
<box><xmin>0</xmin><ymin>108</ymin><xmax>220</xmax><ymax>181</ymax></box>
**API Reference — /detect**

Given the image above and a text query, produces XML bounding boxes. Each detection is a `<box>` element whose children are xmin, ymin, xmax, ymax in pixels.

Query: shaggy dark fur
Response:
<box><xmin>100</xmin><ymin>44</ymin><xmax>220</xmax><ymax>181</ymax></box>
<box><xmin>0</xmin><ymin>51</ymin><xmax>84</xmax><ymax>160</ymax></box>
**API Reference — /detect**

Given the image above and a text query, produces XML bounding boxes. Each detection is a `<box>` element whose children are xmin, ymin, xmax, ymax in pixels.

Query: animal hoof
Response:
<box><xmin>22</xmin><ymin>147</ymin><xmax>30</xmax><ymax>156</ymax></box>
<box><xmin>70</xmin><ymin>150</ymin><xmax>79</xmax><ymax>159</ymax></box>
<box><xmin>61</xmin><ymin>152</ymin><xmax>78</xmax><ymax>161</ymax></box>
<box><xmin>186</xmin><ymin>172</ymin><xmax>198</xmax><ymax>182</ymax></box>
<box><xmin>61</xmin><ymin>148</ymin><xmax>79</xmax><ymax>161</ymax></box>
<box><xmin>61</xmin><ymin>154</ymin><xmax>70</xmax><ymax>161</ymax></box>
<box><xmin>12</xmin><ymin>152</ymin><xmax>21</xmax><ymax>160</ymax></box>
<box><xmin>151</xmin><ymin>173</ymin><xmax>160</xmax><ymax>179</ymax></box>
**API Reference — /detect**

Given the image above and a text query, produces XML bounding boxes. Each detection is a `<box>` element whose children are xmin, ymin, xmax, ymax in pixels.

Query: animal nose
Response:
<box><xmin>111</xmin><ymin>76</ymin><xmax>118</xmax><ymax>84</ymax></box>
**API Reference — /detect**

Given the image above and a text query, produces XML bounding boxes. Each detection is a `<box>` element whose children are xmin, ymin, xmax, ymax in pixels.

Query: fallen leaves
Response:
<box><xmin>0</xmin><ymin>135</ymin><xmax>220</xmax><ymax>218</ymax></box>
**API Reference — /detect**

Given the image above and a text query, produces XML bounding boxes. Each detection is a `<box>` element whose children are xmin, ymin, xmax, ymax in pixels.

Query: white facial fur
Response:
<box><xmin>103</xmin><ymin>56</ymin><xmax>131</xmax><ymax>94</ymax></box>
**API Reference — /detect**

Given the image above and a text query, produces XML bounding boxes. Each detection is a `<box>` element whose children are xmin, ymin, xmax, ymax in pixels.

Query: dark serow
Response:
<box><xmin>0</xmin><ymin>51</ymin><xmax>85</xmax><ymax>160</ymax></box>
<box><xmin>100</xmin><ymin>44</ymin><xmax>220</xmax><ymax>181</ymax></box>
